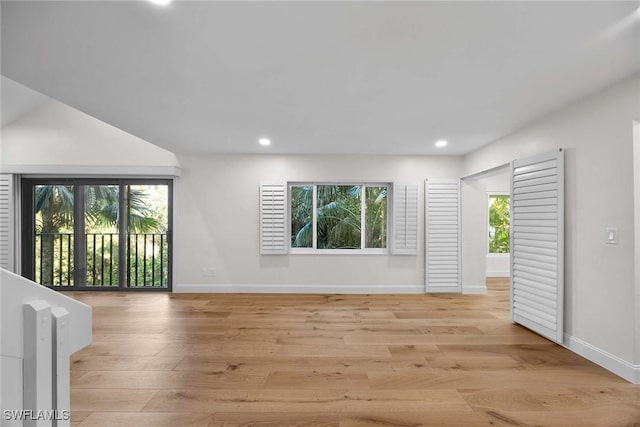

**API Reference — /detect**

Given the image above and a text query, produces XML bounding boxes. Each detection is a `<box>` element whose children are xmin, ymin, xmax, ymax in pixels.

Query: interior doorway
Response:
<box><xmin>487</xmin><ymin>192</ymin><xmax>511</xmax><ymax>277</ymax></box>
<box><xmin>463</xmin><ymin>149</ymin><xmax>565</xmax><ymax>344</ymax></box>
<box><xmin>461</xmin><ymin>165</ymin><xmax>510</xmax><ymax>295</ymax></box>
<box><xmin>487</xmin><ymin>190</ymin><xmax>511</xmax><ymax>298</ymax></box>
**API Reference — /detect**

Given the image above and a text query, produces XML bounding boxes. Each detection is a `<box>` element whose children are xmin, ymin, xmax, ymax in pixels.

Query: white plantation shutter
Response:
<box><xmin>259</xmin><ymin>184</ymin><xmax>287</xmax><ymax>255</ymax></box>
<box><xmin>0</xmin><ymin>174</ymin><xmax>15</xmax><ymax>271</ymax></box>
<box><xmin>391</xmin><ymin>183</ymin><xmax>418</xmax><ymax>255</ymax></box>
<box><xmin>425</xmin><ymin>179</ymin><xmax>461</xmax><ymax>293</ymax></box>
<box><xmin>511</xmin><ymin>149</ymin><xmax>564</xmax><ymax>343</ymax></box>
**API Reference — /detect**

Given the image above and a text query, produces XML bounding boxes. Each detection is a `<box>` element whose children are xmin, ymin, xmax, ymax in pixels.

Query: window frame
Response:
<box><xmin>288</xmin><ymin>182</ymin><xmax>390</xmax><ymax>255</ymax></box>
<box><xmin>21</xmin><ymin>177</ymin><xmax>173</xmax><ymax>291</ymax></box>
<box><xmin>487</xmin><ymin>191</ymin><xmax>510</xmax><ymax>256</ymax></box>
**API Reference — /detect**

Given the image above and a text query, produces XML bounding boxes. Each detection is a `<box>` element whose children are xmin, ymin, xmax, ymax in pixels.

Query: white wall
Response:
<box><xmin>173</xmin><ymin>153</ymin><xmax>462</xmax><ymax>292</ymax></box>
<box><xmin>0</xmin><ymin>100</ymin><xmax>180</xmax><ymax>175</ymax></box>
<box><xmin>486</xmin><ymin>254</ymin><xmax>510</xmax><ymax>277</ymax></box>
<box><xmin>1</xmin><ymin>76</ymin><xmax>48</xmax><ymax>127</ymax></box>
<box><xmin>461</xmin><ymin>179</ymin><xmax>487</xmax><ymax>293</ymax></box>
<box><xmin>464</xmin><ymin>72</ymin><xmax>640</xmax><ymax>372</ymax></box>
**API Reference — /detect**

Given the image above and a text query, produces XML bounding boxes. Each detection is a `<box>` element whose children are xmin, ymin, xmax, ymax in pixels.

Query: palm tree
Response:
<box><xmin>36</xmin><ymin>184</ymin><xmax>162</xmax><ymax>285</ymax></box>
<box><xmin>291</xmin><ymin>186</ymin><xmax>313</xmax><ymax>247</ymax></box>
<box><xmin>36</xmin><ymin>185</ymin><xmax>75</xmax><ymax>285</ymax></box>
<box><xmin>365</xmin><ymin>187</ymin><xmax>387</xmax><ymax>248</ymax></box>
<box><xmin>291</xmin><ymin>185</ymin><xmax>387</xmax><ymax>250</ymax></box>
<box><xmin>84</xmin><ymin>185</ymin><xmax>161</xmax><ymax>232</ymax></box>
<box><xmin>316</xmin><ymin>185</ymin><xmax>361</xmax><ymax>249</ymax></box>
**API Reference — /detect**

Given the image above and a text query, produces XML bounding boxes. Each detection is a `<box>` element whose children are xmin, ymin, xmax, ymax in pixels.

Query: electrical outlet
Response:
<box><xmin>200</xmin><ymin>267</ymin><xmax>216</xmax><ymax>277</ymax></box>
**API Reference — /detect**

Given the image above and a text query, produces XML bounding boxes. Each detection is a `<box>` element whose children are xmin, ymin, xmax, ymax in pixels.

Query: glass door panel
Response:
<box><xmin>126</xmin><ymin>184</ymin><xmax>169</xmax><ymax>288</ymax></box>
<box><xmin>34</xmin><ymin>184</ymin><xmax>75</xmax><ymax>287</ymax></box>
<box><xmin>84</xmin><ymin>185</ymin><xmax>120</xmax><ymax>287</ymax></box>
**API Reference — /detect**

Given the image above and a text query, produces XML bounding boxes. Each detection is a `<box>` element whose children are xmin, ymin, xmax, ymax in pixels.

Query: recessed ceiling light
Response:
<box><xmin>435</xmin><ymin>140</ymin><xmax>448</xmax><ymax>148</ymax></box>
<box><xmin>259</xmin><ymin>138</ymin><xmax>271</xmax><ymax>146</ymax></box>
<box><xmin>148</xmin><ymin>0</ymin><xmax>172</xmax><ymax>5</ymax></box>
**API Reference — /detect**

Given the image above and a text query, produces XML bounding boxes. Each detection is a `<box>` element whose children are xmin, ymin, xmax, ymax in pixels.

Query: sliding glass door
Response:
<box><xmin>23</xmin><ymin>179</ymin><xmax>172</xmax><ymax>290</ymax></box>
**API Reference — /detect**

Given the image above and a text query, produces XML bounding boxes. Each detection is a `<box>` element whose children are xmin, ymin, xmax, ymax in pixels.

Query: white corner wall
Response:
<box><xmin>0</xmin><ymin>99</ymin><xmax>181</xmax><ymax>175</ymax></box>
<box><xmin>173</xmin><ymin>153</ymin><xmax>462</xmax><ymax>293</ymax></box>
<box><xmin>486</xmin><ymin>254</ymin><xmax>510</xmax><ymax>278</ymax></box>
<box><xmin>461</xmin><ymin>179</ymin><xmax>488</xmax><ymax>293</ymax></box>
<box><xmin>463</xmin><ymin>72</ymin><xmax>640</xmax><ymax>380</ymax></box>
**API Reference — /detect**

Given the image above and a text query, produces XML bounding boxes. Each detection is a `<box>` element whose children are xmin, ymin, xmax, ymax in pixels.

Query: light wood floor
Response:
<box><xmin>65</xmin><ymin>278</ymin><xmax>640</xmax><ymax>427</ymax></box>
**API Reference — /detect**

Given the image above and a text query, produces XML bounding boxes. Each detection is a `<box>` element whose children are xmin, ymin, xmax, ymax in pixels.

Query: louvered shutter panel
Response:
<box><xmin>511</xmin><ymin>149</ymin><xmax>564</xmax><ymax>343</ymax></box>
<box><xmin>391</xmin><ymin>183</ymin><xmax>418</xmax><ymax>255</ymax></box>
<box><xmin>0</xmin><ymin>174</ymin><xmax>15</xmax><ymax>271</ymax></box>
<box><xmin>425</xmin><ymin>179</ymin><xmax>461</xmax><ymax>293</ymax></box>
<box><xmin>259</xmin><ymin>184</ymin><xmax>287</xmax><ymax>255</ymax></box>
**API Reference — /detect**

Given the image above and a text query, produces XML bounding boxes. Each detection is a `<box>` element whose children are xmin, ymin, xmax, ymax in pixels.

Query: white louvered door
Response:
<box><xmin>425</xmin><ymin>179</ymin><xmax>461</xmax><ymax>293</ymax></box>
<box><xmin>391</xmin><ymin>183</ymin><xmax>418</xmax><ymax>255</ymax></box>
<box><xmin>511</xmin><ymin>149</ymin><xmax>564</xmax><ymax>343</ymax></box>
<box><xmin>0</xmin><ymin>174</ymin><xmax>15</xmax><ymax>271</ymax></box>
<box><xmin>259</xmin><ymin>184</ymin><xmax>287</xmax><ymax>255</ymax></box>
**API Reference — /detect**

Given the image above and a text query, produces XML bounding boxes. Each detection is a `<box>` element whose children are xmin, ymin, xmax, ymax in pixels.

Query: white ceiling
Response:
<box><xmin>2</xmin><ymin>1</ymin><xmax>639</xmax><ymax>156</ymax></box>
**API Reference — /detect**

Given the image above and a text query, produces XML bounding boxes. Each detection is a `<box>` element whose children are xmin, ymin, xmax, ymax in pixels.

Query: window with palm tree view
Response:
<box><xmin>23</xmin><ymin>179</ymin><xmax>171</xmax><ymax>289</ymax></box>
<box><xmin>290</xmin><ymin>184</ymin><xmax>388</xmax><ymax>252</ymax></box>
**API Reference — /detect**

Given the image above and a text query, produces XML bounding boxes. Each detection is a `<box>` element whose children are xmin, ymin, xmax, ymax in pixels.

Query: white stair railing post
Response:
<box><xmin>51</xmin><ymin>307</ymin><xmax>70</xmax><ymax>427</ymax></box>
<box><xmin>23</xmin><ymin>300</ymin><xmax>53</xmax><ymax>427</ymax></box>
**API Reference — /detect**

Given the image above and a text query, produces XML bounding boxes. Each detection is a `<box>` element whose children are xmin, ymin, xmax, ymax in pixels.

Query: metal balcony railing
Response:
<box><xmin>35</xmin><ymin>232</ymin><xmax>168</xmax><ymax>288</ymax></box>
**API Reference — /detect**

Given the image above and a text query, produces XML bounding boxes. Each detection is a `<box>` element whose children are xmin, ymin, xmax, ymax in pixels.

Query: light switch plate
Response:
<box><xmin>606</xmin><ymin>227</ymin><xmax>618</xmax><ymax>245</ymax></box>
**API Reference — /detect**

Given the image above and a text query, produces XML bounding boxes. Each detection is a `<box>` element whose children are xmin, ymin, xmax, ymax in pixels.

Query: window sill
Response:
<box><xmin>487</xmin><ymin>252</ymin><xmax>510</xmax><ymax>257</ymax></box>
<box><xmin>289</xmin><ymin>248</ymin><xmax>388</xmax><ymax>255</ymax></box>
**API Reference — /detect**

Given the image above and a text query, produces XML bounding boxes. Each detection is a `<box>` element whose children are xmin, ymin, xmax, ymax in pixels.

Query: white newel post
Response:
<box><xmin>23</xmin><ymin>300</ymin><xmax>53</xmax><ymax>427</ymax></box>
<box><xmin>51</xmin><ymin>307</ymin><xmax>70</xmax><ymax>427</ymax></box>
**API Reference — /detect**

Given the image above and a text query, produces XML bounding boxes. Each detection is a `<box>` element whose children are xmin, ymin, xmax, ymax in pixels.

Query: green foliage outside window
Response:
<box><xmin>290</xmin><ymin>186</ymin><xmax>313</xmax><ymax>248</ymax></box>
<box><xmin>316</xmin><ymin>185</ymin><xmax>361</xmax><ymax>249</ymax></box>
<box><xmin>34</xmin><ymin>184</ymin><xmax>167</xmax><ymax>287</ymax></box>
<box><xmin>290</xmin><ymin>184</ymin><xmax>387</xmax><ymax>250</ymax></box>
<box><xmin>364</xmin><ymin>187</ymin><xmax>387</xmax><ymax>249</ymax></box>
<box><xmin>488</xmin><ymin>195</ymin><xmax>510</xmax><ymax>254</ymax></box>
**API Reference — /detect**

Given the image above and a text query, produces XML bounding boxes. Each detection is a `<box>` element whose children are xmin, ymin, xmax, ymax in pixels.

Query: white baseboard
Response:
<box><xmin>174</xmin><ymin>283</ymin><xmax>489</xmax><ymax>295</ymax></box>
<box><xmin>174</xmin><ymin>283</ymin><xmax>425</xmax><ymax>294</ymax></box>
<box><xmin>486</xmin><ymin>270</ymin><xmax>510</xmax><ymax>277</ymax></box>
<box><xmin>462</xmin><ymin>285</ymin><xmax>487</xmax><ymax>295</ymax></box>
<box><xmin>563</xmin><ymin>333</ymin><xmax>640</xmax><ymax>384</ymax></box>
